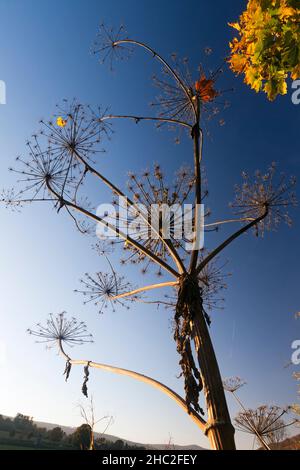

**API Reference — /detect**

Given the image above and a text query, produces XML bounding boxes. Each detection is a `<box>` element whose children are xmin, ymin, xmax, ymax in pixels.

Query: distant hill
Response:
<box><xmin>35</xmin><ymin>419</ymin><xmax>205</xmax><ymax>450</ymax></box>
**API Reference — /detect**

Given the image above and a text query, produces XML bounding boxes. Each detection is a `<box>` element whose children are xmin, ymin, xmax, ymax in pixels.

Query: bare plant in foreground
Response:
<box><xmin>3</xmin><ymin>24</ymin><xmax>297</xmax><ymax>450</ymax></box>
<box><xmin>224</xmin><ymin>378</ymin><xmax>299</xmax><ymax>450</ymax></box>
<box><xmin>78</xmin><ymin>397</ymin><xmax>114</xmax><ymax>450</ymax></box>
<box><xmin>235</xmin><ymin>405</ymin><xmax>298</xmax><ymax>450</ymax></box>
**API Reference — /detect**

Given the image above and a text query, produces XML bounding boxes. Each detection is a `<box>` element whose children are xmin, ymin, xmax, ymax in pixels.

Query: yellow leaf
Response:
<box><xmin>244</xmin><ymin>66</ymin><xmax>262</xmax><ymax>92</ymax></box>
<box><xmin>229</xmin><ymin>54</ymin><xmax>248</xmax><ymax>73</ymax></box>
<box><xmin>229</xmin><ymin>38</ymin><xmax>240</xmax><ymax>53</ymax></box>
<box><xmin>228</xmin><ymin>22</ymin><xmax>241</xmax><ymax>31</ymax></box>
<box><xmin>246</xmin><ymin>42</ymin><xmax>256</xmax><ymax>56</ymax></box>
<box><xmin>264</xmin><ymin>80</ymin><xmax>277</xmax><ymax>101</ymax></box>
<box><xmin>278</xmin><ymin>79</ymin><xmax>288</xmax><ymax>95</ymax></box>
<box><xmin>279</xmin><ymin>6</ymin><xmax>295</xmax><ymax>19</ymax></box>
<box><xmin>291</xmin><ymin>64</ymin><xmax>300</xmax><ymax>80</ymax></box>
<box><xmin>252</xmin><ymin>77</ymin><xmax>262</xmax><ymax>92</ymax></box>
<box><xmin>56</xmin><ymin>116</ymin><xmax>67</xmax><ymax>128</ymax></box>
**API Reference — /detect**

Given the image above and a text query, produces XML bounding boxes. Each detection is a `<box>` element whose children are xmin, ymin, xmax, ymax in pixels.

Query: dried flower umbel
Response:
<box><xmin>27</xmin><ymin>312</ymin><xmax>93</xmax><ymax>347</ymax></box>
<box><xmin>231</xmin><ymin>163</ymin><xmax>297</xmax><ymax>236</ymax></box>
<box><xmin>10</xmin><ymin>142</ymin><xmax>75</xmax><ymax>202</ymax></box>
<box><xmin>235</xmin><ymin>405</ymin><xmax>298</xmax><ymax>448</ymax></box>
<box><xmin>28</xmin><ymin>313</ymin><xmax>94</xmax><ymax>398</ymax></box>
<box><xmin>197</xmin><ymin>257</ymin><xmax>230</xmax><ymax>313</ymax></box>
<box><xmin>223</xmin><ymin>376</ymin><xmax>246</xmax><ymax>393</ymax></box>
<box><xmin>75</xmin><ymin>272</ymin><xmax>135</xmax><ymax>313</ymax></box>
<box><xmin>224</xmin><ymin>378</ymin><xmax>299</xmax><ymax>450</ymax></box>
<box><xmin>113</xmin><ymin>165</ymin><xmax>197</xmax><ymax>271</ymax></box>
<box><xmin>8</xmin><ymin>100</ymin><xmax>109</xmax><ymax>207</ymax></box>
<box><xmin>46</xmin><ymin>99</ymin><xmax>108</xmax><ymax>160</ymax></box>
<box><xmin>151</xmin><ymin>55</ymin><xmax>229</xmax><ymax>127</ymax></box>
<box><xmin>92</xmin><ymin>24</ymin><xmax>133</xmax><ymax>70</ymax></box>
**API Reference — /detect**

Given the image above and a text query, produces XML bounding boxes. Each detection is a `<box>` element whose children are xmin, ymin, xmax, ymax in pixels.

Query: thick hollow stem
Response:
<box><xmin>180</xmin><ymin>282</ymin><xmax>235</xmax><ymax>450</ymax></box>
<box><xmin>192</xmin><ymin>307</ymin><xmax>236</xmax><ymax>450</ymax></box>
<box><xmin>58</xmin><ymin>341</ymin><xmax>206</xmax><ymax>433</ymax></box>
<box><xmin>175</xmin><ymin>275</ymin><xmax>235</xmax><ymax>449</ymax></box>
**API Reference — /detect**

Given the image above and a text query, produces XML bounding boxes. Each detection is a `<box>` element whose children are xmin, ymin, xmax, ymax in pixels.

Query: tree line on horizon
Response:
<box><xmin>0</xmin><ymin>414</ymin><xmax>145</xmax><ymax>450</ymax></box>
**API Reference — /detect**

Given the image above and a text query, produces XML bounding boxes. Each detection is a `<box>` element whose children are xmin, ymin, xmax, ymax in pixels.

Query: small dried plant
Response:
<box><xmin>235</xmin><ymin>405</ymin><xmax>298</xmax><ymax>449</ymax></box>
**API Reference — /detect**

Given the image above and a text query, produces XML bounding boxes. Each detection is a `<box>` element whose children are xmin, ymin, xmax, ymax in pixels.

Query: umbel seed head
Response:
<box><xmin>27</xmin><ymin>312</ymin><xmax>93</xmax><ymax>347</ymax></box>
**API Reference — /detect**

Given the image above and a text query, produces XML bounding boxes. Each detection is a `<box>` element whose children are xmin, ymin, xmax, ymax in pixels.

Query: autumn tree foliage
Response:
<box><xmin>228</xmin><ymin>0</ymin><xmax>300</xmax><ymax>100</ymax></box>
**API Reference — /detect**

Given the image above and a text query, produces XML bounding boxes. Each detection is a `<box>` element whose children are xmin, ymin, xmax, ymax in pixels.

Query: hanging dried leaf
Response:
<box><xmin>174</xmin><ymin>274</ymin><xmax>204</xmax><ymax>415</ymax></box>
<box><xmin>82</xmin><ymin>363</ymin><xmax>90</xmax><ymax>398</ymax></box>
<box><xmin>63</xmin><ymin>360</ymin><xmax>72</xmax><ymax>382</ymax></box>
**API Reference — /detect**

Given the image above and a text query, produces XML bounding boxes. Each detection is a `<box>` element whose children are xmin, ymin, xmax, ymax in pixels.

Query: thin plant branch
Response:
<box><xmin>204</xmin><ymin>217</ymin><xmax>255</xmax><ymax>227</ymax></box>
<box><xmin>111</xmin><ymin>39</ymin><xmax>197</xmax><ymax>121</ymax></box>
<box><xmin>196</xmin><ymin>209</ymin><xmax>268</xmax><ymax>275</ymax></box>
<box><xmin>100</xmin><ymin>114</ymin><xmax>193</xmax><ymax>130</ymax></box>
<box><xmin>46</xmin><ymin>179</ymin><xmax>179</xmax><ymax>278</ymax></box>
<box><xmin>70</xmin><ymin>147</ymin><xmax>185</xmax><ymax>274</ymax></box>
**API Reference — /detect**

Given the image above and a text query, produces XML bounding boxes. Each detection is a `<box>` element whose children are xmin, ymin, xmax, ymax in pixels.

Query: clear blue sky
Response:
<box><xmin>0</xmin><ymin>0</ymin><xmax>299</xmax><ymax>449</ymax></box>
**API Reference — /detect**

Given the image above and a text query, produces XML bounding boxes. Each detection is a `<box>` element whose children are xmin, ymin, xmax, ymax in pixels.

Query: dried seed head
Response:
<box><xmin>235</xmin><ymin>405</ymin><xmax>297</xmax><ymax>446</ymax></box>
<box><xmin>153</xmin><ymin>55</ymin><xmax>230</xmax><ymax>126</ymax></box>
<box><xmin>7</xmin><ymin>100</ymin><xmax>109</xmax><ymax>207</ymax></box>
<box><xmin>223</xmin><ymin>376</ymin><xmax>246</xmax><ymax>393</ymax></box>
<box><xmin>75</xmin><ymin>272</ymin><xmax>135</xmax><ymax>313</ymax></box>
<box><xmin>27</xmin><ymin>312</ymin><xmax>93</xmax><ymax>347</ymax></box>
<box><xmin>231</xmin><ymin>164</ymin><xmax>297</xmax><ymax>236</ymax></box>
<box><xmin>92</xmin><ymin>24</ymin><xmax>133</xmax><ymax>71</ymax></box>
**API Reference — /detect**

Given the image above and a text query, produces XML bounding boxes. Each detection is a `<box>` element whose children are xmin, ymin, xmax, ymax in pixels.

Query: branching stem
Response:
<box><xmin>110</xmin><ymin>280</ymin><xmax>178</xmax><ymax>300</ymax></box>
<box><xmin>100</xmin><ymin>114</ymin><xmax>192</xmax><ymax>130</ymax></box>
<box><xmin>113</xmin><ymin>39</ymin><xmax>197</xmax><ymax>120</ymax></box>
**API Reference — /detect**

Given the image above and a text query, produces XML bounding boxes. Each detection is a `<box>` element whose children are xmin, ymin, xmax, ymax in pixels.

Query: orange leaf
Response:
<box><xmin>228</xmin><ymin>22</ymin><xmax>241</xmax><ymax>31</ymax></box>
<box><xmin>195</xmin><ymin>75</ymin><xmax>218</xmax><ymax>102</ymax></box>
